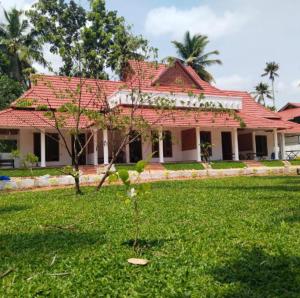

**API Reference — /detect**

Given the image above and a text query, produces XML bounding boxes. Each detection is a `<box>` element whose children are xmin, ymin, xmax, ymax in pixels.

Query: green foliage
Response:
<box><xmin>169</xmin><ymin>31</ymin><xmax>222</xmax><ymax>82</ymax></box>
<box><xmin>0</xmin><ymin>75</ymin><xmax>24</xmax><ymax>110</ymax></box>
<box><xmin>252</xmin><ymin>82</ymin><xmax>273</xmax><ymax>106</ymax></box>
<box><xmin>113</xmin><ymin>160</ymin><xmax>151</xmax><ymax>251</ymax></box>
<box><xmin>0</xmin><ymin>8</ymin><xmax>47</xmax><ymax>87</ymax></box>
<box><xmin>163</xmin><ymin>162</ymin><xmax>204</xmax><ymax>171</ymax></box>
<box><xmin>210</xmin><ymin>161</ymin><xmax>246</xmax><ymax>169</ymax></box>
<box><xmin>0</xmin><ymin>167</ymin><xmax>62</xmax><ymax>177</ymax></box>
<box><xmin>289</xmin><ymin>159</ymin><xmax>300</xmax><ymax>165</ymax></box>
<box><xmin>260</xmin><ymin>160</ymin><xmax>284</xmax><ymax>167</ymax></box>
<box><xmin>28</xmin><ymin>0</ymin><xmax>148</xmax><ymax>78</ymax></box>
<box><xmin>0</xmin><ymin>176</ymin><xmax>300</xmax><ymax>296</ymax></box>
<box><xmin>10</xmin><ymin>150</ymin><xmax>39</xmax><ymax>177</ymax></box>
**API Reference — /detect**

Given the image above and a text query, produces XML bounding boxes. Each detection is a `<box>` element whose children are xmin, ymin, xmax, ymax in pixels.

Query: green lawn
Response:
<box><xmin>210</xmin><ymin>161</ymin><xmax>246</xmax><ymax>169</ymax></box>
<box><xmin>289</xmin><ymin>159</ymin><xmax>300</xmax><ymax>166</ymax></box>
<box><xmin>115</xmin><ymin>164</ymin><xmax>137</xmax><ymax>171</ymax></box>
<box><xmin>163</xmin><ymin>162</ymin><xmax>204</xmax><ymax>171</ymax></box>
<box><xmin>260</xmin><ymin>160</ymin><xmax>285</xmax><ymax>167</ymax></box>
<box><xmin>0</xmin><ymin>167</ymin><xmax>62</xmax><ymax>177</ymax></box>
<box><xmin>1</xmin><ymin>176</ymin><xmax>300</xmax><ymax>296</ymax></box>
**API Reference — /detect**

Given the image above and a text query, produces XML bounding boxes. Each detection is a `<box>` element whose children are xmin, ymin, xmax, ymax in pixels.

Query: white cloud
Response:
<box><xmin>145</xmin><ymin>5</ymin><xmax>248</xmax><ymax>40</ymax></box>
<box><xmin>215</xmin><ymin>74</ymin><xmax>252</xmax><ymax>91</ymax></box>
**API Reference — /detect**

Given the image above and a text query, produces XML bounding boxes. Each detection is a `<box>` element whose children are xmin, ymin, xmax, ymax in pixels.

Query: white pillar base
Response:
<box><xmin>159</xmin><ymin>128</ymin><xmax>164</xmax><ymax>163</ymax></box>
<box><xmin>41</xmin><ymin>131</ymin><xmax>46</xmax><ymax>168</ymax></box>
<box><xmin>103</xmin><ymin>129</ymin><xmax>109</xmax><ymax>165</ymax></box>
<box><xmin>233</xmin><ymin>128</ymin><xmax>239</xmax><ymax>161</ymax></box>
<box><xmin>93</xmin><ymin>129</ymin><xmax>98</xmax><ymax>166</ymax></box>
<box><xmin>196</xmin><ymin>127</ymin><xmax>201</xmax><ymax>162</ymax></box>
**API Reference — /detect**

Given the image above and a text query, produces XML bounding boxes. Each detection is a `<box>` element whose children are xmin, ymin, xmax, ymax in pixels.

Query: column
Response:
<box><xmin>273</xmin><ymin>128</ymin><xmax>279</xmax><ymax>160</ymax></box>
<box><xmin>196</xmin><ymin>127</ymin><xmax>202</xmax><ymax>162</ymax></box>
<box><xmin>233</xmin><ymin>128</ymin><xmax>239</xmax><ymax>161</ymax></box>
<box><xmin>159</xmin><ymin>128</ymin><xmax>164</xmax><ymax>163</ymax></box>
<box><xmin>103</xmin><ymin>129</ymin><xmax>109</xmax><ymax>165</ymax></box>
<box><xmin>280</xmin><ymin>132</ymin><xmax>286</xmax><ymax>160</ymax></box>
<box><xmin>252</xmin><ymin>131</ymin><xmax>257</xmax><ymax>159</ymax></box>
<box><xmin>125</xmin><ymin>143</ymin><xmax>130</xmax><ymax>163</ymax></box>
<box><xmin>41</xmin><ymin>130</ymin><xmax>46</xmax><ymax>168</ymax></box>
<box><xmin>93</xmin><ymin>129</ymin><xmax>98</xmax><ymax>166</ymax></box>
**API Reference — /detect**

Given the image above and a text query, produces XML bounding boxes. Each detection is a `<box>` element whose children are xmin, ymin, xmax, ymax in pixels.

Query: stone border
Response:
<box><xmin>0</xmin><ymin>166</ymin><xmax>299</xmax><ymax>191</ymax></box>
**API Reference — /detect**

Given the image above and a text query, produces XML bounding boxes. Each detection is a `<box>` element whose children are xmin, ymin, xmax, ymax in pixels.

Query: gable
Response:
<box><xmin>152</xmin><ymin>61</ymin><xmax>201</xmax><ymax>89</ymax></box>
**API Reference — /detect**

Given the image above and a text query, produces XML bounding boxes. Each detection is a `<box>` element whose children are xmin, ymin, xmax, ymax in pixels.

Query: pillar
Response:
<box><xmin>159</xmin><ymin>128</ymin><xmax>164</xmax><ymax>163</ymax></box>
<box><xmin>252</xmin><ymin>131</ymin><xmax>256</xmax><ymax>159</ymax></box>
<box><xmin>273</xmin><ymin>128</ymin><xmax>279</xmax><ymax>160</ymax></box>
<box><xmin>93</xmin><ymin>129</ymin><xmax>98</xmax><ymax>166</ymax></box>
<box><xmin>196</xmin><ymin>127</ymin><xmax>201</xmax><ymax>162</ymax></box>
<box><xmin>41</xmin><ymin>130</ymin><xmax>46</xmax><ymax>168</ymax></box>
<box><xmin>233</xmin><ymin>128</ymin><xmax>239</xmax><ymax>161</ymax></box>
<box><xmin>280</xmin><ymin>132</ymin><xmax>286</xmax><ymax>160</ymax></box>
<box><xmin>103</xmin><ymin>129</ymin><xmax>109</xmax><ymax>165</ymax></box>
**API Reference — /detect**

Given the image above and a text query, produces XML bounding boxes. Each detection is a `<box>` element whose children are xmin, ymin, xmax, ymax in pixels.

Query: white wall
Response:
<box><xmin>17</xmin><ymin>128</ymin><xmax>72</xmax><ymax>168</ymax></box>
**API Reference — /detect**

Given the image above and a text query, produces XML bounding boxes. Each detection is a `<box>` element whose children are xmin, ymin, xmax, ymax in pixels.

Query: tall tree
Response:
<box><xmin>0</xmin><ymin>8</ymin><xmax>47</xmax><ymax>87</ymax></box>
<box><xmin>28</xmin><ymin>0</ymin><xmax>148</xmax><ymax>79</ymax></box>
<box><xmin>170</xmin><ymin>31</ymin><xmax>222</xmax><ymax>83</ymax></box>
<box><xmin>252</xmin><ymin>82</ymin><xmax>273</xmax><ymax>106</ymax></box>
<box><xmin>27</xmin><ymin>0</ymin><xmax>86</xmax><ymax>77</ymax></box>
<box><xmin>261</xmin><ymin>61</ymin><xmax>279</xmax><ymax>108</ymax></box>
<box><xmin>0</xmin><ymin>75</ymin><xmax>24</xmax><ymax>110</ymax></box>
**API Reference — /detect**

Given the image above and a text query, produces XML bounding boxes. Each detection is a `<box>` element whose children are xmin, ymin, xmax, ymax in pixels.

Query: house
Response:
<box><xmin>278</xmin><ymin>103</ymin><xmax>300</xmax><ymax>159</ymax></box>
<box><xmin>0</xmin><ymin>60</ymin><xmax>298</xmax><ymax>168</ymax></box>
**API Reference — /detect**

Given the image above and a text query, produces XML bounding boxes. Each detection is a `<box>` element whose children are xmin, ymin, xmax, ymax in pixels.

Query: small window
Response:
<box><xmin>151</xmin><ymin>130</ymin><xmax>173</xmax><ymax>158</ymax></box>
<box><xmin>0</xmin><ymin>140</ymin><xmax>17</xmax><ymax>153</ymax></box>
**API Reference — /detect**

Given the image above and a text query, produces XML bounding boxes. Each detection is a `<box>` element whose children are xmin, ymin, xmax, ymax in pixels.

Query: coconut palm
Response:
<box><xmin>261</xmin><ymin>62</ymin><xmax>279</xmax><ymax>108</ymax></box>
<box><xmin>252</xmin><ymin>82</ymin><xmax>273</xmax><ymax>106</ymax></box>
<box><xmin>170</xmin><ymin>31</ymin><xmax>222</xmax><ymax>83</ymax></box>
<box><xmin>0</xmin><ymin>8</ymin><xmax>47</xmax><ymax>87</ymax></box>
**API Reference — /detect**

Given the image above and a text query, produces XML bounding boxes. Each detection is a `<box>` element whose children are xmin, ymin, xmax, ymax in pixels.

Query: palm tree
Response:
<box><xmin>252</xmin><ymin>82</ymin><xmax>273</xmax><ymax>106</ymax></box>
<box><xmin>170</xmin><ymin>31</ymin><xmax>222</xmax><ymax>83</ymax></box>
<box><xmin>0</xmin><ymin>8</ymin><xmax>47</xmax><ymax>87</ymax></box>
<box><xmin>261</xmin><ymin>62</ymin><xmax>279</xmax><ymax>108</ymax></box>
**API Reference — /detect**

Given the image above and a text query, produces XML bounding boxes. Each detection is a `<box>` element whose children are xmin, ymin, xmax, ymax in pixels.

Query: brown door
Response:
<box><xmin>72</xmin><ymin>134</ymin><xmax>86</xmax><ymax>165</ymax></box>
<box><xmin>221</xmin><ymin>132</ymin><xmax>233</xmax><ymax>160</ymax></box>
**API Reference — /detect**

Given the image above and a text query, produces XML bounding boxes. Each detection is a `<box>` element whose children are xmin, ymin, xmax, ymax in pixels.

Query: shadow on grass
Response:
<box><xmin>274</xmin><ymin>207</ymin><xmax>300</xmax><ymax>223</ymax></box>
<box><xmin>0</xmin><ymin>229</ymin><xmax>106</xmax><ymax>257</ymax></box>
<box><xmin>122</xmin><ymin>238</ymin><xmax>175</xmax><ymax>251</ymax></box>
<box><xmin>0</xmin><ymin>205</ymin><xmax>31</xmax><ymax>215</ymax></box>
<box><xmin>211</xmin><ymin>246</ymin><xmax>300</xmax><ymax>297</ymax></box>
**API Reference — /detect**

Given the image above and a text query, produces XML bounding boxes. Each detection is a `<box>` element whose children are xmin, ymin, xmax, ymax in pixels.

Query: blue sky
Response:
<box><xmin>1</xmin><ymin>0</ymin><xmax>300</xmax><ymax>108</ymax></box>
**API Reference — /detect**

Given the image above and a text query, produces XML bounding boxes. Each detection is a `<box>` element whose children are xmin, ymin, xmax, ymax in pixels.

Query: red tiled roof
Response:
<box><xmin>12</xmin><ymin>75</ymin><xmax>123</xmax><ymax>110</ymax></box>
<box><xmin>118</xmin><ymin>106</ymin><xmax>290</xmax><ymax>129</ymax></box>
<box><xmin>2</xmin><ymin>60</ymin><xmax>294</xmax><ymax>130</ymax></box>
<box><xmin>0</xmin><ymin>108</ymin><xmax>92</xmax><ymax>129</ymax></box>
<box><xmin>278</xmin><ymin>107</ymin><xmax>300</xmax><ymax>121</ymax></box>
<box><xmin>278</xmin><ymin>102</ymin><xmax>300</xmax><ymax>112</ymax></box>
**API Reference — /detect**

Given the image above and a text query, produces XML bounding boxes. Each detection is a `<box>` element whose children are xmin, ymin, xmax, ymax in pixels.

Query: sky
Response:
<box><xmin>1</xmin><ymin>0</ymin><xmax>300</xmax><ymax>109</ymax></box>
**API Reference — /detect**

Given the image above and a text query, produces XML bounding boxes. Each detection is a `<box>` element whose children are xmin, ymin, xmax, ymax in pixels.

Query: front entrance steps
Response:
<box><xmin>243</xmin><ymin>160</ymin><xmax>263</xmax><ymax>168</ymax></box>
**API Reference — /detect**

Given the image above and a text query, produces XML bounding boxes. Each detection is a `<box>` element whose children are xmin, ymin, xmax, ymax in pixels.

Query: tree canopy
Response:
<box><xmin>170</xmin><ymin>31</ymin><xmax>222</xmax><ymax>83</ymax></box>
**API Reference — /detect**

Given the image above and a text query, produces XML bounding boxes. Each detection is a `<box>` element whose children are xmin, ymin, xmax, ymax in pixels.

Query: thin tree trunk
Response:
<box><xmin>74</xmin><ymin>161</ymin><xmax>82</xmax><ymax>195</ymax></box>
<box><xmin>272</xmin><ymin>80</ymin><xmax>275</xmax><ymax>109</ymax></box>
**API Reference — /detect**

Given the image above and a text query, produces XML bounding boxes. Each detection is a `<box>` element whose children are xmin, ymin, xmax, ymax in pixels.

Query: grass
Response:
<box><xmin>260</xmin><ymin>160</ymin><xmax>285</xmax><ymax>167</ymax></box>
<box><xmin>0</xmin><ymin>167</ymin><xmax>62</xmax><ymax>177</ymax></box>
<box><xmin>115</xmin><ymin>164</ymin><xmax>137</xmax><ymax>171</ymax></box>
<box><xmin>210</xmin><ymin>161</ymin><xmax>246</xmax><ymax>169</ymax></box>
<box><xmin>163</xmin><ymin>162</ymin><xmax>204</xmax><ymax>171</ymax></box>
<box><xmin>1</xmin><ymin>176</ymin><xmax>300</xmax><ymax>296</ymax></box>
<box><xmin>289</xmin><ymin>159</ymin><xmax>300</xmax><ymax>166</ymax></box>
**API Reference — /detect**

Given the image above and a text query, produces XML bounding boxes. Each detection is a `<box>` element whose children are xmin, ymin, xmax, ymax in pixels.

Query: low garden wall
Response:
<box><xmin>0</xmin><ymin>166</ymin><xmax>299</xmax><ymax>191</ymax></box>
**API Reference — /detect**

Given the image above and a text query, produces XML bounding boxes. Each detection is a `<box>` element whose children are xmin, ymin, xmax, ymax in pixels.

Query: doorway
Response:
<box><xmin>72</xmin><ymin>134</ymin><xmax>86</xmax><ymax>165</ymax></box>
<box><xmin>221</xmin><ymin>132</ymin><xmax>233</xmax><ymax>160</ymax></box>
<box><xmin>129</xmin><ymin>131</ymin><xmax>142</xmax><ymax>163</ymax></box>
